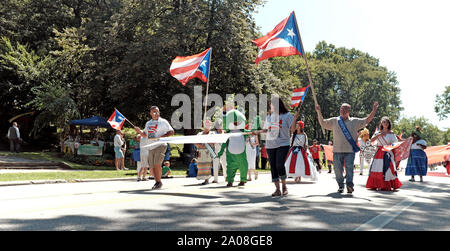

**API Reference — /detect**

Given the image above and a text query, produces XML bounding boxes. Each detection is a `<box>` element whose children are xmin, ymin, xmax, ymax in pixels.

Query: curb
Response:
<box><xmin>0</xmin><ymin>176</ymin><xmax>185</xmax><ymax>187</ymax></box>
<box><xmin>0</xmin><ymin>178</ymin><xmax>135</xmax><ymax>187</ymax></box>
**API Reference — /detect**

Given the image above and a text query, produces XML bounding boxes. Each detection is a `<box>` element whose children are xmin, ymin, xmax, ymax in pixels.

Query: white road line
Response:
<box><xmin>354</xmin><ymin>185</ymin><xmax>435</xmax><ymax>231</ymax></box>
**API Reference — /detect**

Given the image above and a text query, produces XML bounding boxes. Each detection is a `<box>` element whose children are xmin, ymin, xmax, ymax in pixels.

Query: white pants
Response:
<box><xmin>213</xmin><ymin>154</ymin><xmax>227</xmax><ymax>182</ymax></box>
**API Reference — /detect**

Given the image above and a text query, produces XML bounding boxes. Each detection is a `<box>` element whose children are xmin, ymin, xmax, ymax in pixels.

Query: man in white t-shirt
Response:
<box><xmin>134</xmin><ymin>106</ymin><xmax>174</xmax><ymax>190</ymax></box>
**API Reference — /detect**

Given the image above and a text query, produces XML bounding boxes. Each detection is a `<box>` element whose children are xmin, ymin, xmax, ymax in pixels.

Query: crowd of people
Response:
<box><xmin>42</xmin><ymin>97</ymin><xmax>432</xmax><ymax>196</ymax></box>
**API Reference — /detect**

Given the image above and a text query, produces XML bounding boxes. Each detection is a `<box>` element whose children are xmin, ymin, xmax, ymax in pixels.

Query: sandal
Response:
<box><xmin>282</xmin><ymin>186</ymin><xmax>288</xmax><ymax>196</ymax></box>
<box><xmin>272</xmin><ymin>189</ymin><xmax>282</xmax><ymax>197</ymax></box>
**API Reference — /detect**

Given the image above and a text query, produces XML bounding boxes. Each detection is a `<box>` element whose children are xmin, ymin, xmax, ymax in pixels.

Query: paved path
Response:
<box><xmin>0</xmin><ymin>172</ymin><xmax>448</xmax><ymax>231</ymax></box>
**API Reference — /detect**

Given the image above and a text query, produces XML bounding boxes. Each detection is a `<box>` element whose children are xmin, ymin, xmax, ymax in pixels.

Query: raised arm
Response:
<box><xmin>366</xmin><ymin>101</ymin><xmax>379</xmax><ymax>125</ymax></box>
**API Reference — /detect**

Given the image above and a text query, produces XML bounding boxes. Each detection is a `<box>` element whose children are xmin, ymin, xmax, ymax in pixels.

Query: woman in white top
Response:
<box><xmin>246</xmin><ymin>124</ymin><xmax>259</xmax><ymax>181</ymax></box>
<box><xmin>366</xmin><ymin>117</ymin><xmax>402</xmax><ymax>191</ymax></box>
<box><xmin>284</xmin><ymin>118</ymin><xmax>318</xmax><ymax>183</ymax></box>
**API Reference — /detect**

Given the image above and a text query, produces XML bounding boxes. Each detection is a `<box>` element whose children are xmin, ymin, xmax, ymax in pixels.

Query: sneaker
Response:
<box><xmin>226</xmin><ymin>182</ymin><xmax>233</xmax><ymax>187</ymax></box>
<box><xmin>152</xmin><ymin>182</ymin><xmax>162</xmax><ymax>190</ymax></box>
<box><xmin>238</xmin><ymin>181</ymin><xmax>246</xmax><ymax>186</ymax></box>
<box><xmin>338</xmin><ymin>188</ymin><xmax>344</xmax><ymax>193</ymax></box>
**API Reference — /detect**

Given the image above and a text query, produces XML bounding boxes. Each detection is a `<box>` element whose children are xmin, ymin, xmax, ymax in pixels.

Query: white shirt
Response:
<box><xmin>264</xmin><ymin>112</ymin><xmax>294</xmax><ymax>149</ymax></box>
<box><xmin>144</xmin><ymin>117</ymin><xmax>174</xmax><ymax>139</ymax></box>
<box><xmin>7</xmin><ymin>126</ymin><xmax>20</xmax><ymax>139</ymax></box>
<box><xmin>373</xmin><ymin>132</ymin><xmax>398</xmax><ymax>146</ymax></box>
<box><xmin>114</xmin><ymin>134</ymin><xmax>123</xmax><ymax>147</ymax></box>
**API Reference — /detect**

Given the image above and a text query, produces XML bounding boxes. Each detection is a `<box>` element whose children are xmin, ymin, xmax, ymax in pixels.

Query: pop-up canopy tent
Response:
<box><xmin>70</xmin><ymin>116</ymin><xmax>111</xmax><ymax>128</ymax></box>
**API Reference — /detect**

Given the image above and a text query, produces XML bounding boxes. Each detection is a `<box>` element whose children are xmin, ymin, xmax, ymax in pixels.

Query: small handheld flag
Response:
<box><xmin>107</xmin><ymin>109</ymin><xmax>126</xmax><ymax>130</ymax></box>
<box><xmin>291</xmin><ymin>85</ymin><xmax>310</xmax><ymax>108</ymax></box>
<box><xmin>253</xmin><ymin>12</ymin><xmax>303</xmax><ymax>64</ymax></box>
<box><xmin>170</xmin><ymin>48</ymin><xmax>212</xmax><ymax>86</ymax></box>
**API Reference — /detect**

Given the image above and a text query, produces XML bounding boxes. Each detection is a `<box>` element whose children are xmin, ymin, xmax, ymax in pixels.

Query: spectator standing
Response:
<box><xmin>7</xmin><ymin>122</ymin><xmax>21</xmax><ymax>152</ymax></box>
<box><xmin>114</xmin><ymin>130</ymin><xmax>125</xmax><ymax>170</ymax></box>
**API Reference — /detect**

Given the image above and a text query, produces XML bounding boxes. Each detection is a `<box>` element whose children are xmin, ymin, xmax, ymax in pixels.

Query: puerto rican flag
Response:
<box><xmin>291</xmin><ymin>85</ymin><xmax>309</xmax><ymax>108</ymax></box>
<box><xmin>170</xmin><ymin>48</ymin><xmax>211</xmax><ymax>86</ymax></box>
<box><xmin>107</xmin><ymin>109</ymin><xmax>126</xmax><ymax>130</ymax></box>
<box><xmin>253</xmin><ymin>12</ymin><xmax>303</xmax><ymax>64</ymax></box>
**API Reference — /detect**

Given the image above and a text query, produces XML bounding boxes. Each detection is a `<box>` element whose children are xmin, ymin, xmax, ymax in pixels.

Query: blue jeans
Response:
<box><xmin>333</xmin><ymin>152</ymin><xmax>356</xmax><ymax>189</ymax></box>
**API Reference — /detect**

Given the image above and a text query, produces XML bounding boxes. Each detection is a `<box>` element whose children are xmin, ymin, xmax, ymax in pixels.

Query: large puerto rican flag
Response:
<box><xmin>291</xmin><ymin>85</ymin><xmax>310</xmax><ymax>108</ymax></box>
<box><xmin>170</xmin><ymin>48</ymin><xmax>211</xmax><ymax>86</ymax></box>
<box><xmin>107</xmin><ymin>109</ymin><xmax>126</xmax><ymax>130</ymax></box>
<box><xmin>253</xmin><ymin>12</ymin><xmax>303</xmax><ymax>64</ymax></box>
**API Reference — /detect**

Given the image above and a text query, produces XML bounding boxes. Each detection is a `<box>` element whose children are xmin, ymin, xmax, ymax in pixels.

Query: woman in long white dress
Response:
<box><xmin>246</xmin><ymin>132</ymin><xmax>259</xmax><ymax>181</ymax></box>
<box><xmin>284</xmin><ymin>118</ymin><xmax>318</xmax><ymax>183</ymax></box>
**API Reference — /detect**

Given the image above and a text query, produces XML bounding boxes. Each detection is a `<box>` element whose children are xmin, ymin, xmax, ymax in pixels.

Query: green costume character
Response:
<box><xmin>217</xmin><ymin>109</ymin><xmax>250</xmax><ymax>187</ymax></box>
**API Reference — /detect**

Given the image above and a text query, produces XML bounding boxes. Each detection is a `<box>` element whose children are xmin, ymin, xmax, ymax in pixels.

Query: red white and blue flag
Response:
<box><xmin>170</xmin><ymin>48</ymin><xmax>211</xmax><ymax>86</ymax></box>
<box><xmin>253</xmin><ymin>12</ymin><xmax>303</xmax><ymax>64</ymax></box>
<box><xmin>291</xmin><ymin>85</ymin><xmax>309</xmax><ymax>108</ymax></box>
<box><xmin>107</xmin><ymin>109</ymin><xmax>126</xmax><ymax>130</ymax></box>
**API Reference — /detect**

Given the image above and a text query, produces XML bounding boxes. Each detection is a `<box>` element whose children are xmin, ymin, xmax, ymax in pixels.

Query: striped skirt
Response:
<box><xmin>196</xmin><ymin>148</ymin><xmax>212</xmax><ymax>180</ymax></box>
<box><xmin>366</xmin><ymin>146</ymin><xmax>402</xmax><ymax>191</ymax></box>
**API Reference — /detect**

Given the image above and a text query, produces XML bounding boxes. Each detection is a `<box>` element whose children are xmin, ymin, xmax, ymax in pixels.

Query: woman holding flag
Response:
<box><xmin>263</xmin><ymin>96</ymin><xmax>294</xmax><ymax>196</ymax></box>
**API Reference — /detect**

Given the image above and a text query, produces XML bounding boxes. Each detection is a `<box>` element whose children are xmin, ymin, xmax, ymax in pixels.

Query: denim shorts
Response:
<box><xmin>114</xmin><ymin>146</ymin><xmax>124</xmax><ymax>159</ymax></box>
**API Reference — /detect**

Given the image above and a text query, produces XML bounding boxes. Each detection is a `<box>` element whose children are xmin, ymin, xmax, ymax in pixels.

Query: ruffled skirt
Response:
<box><xmin>284</xmin><ymin>146</ymin><xmax>318</xmax><ymax>181</ymax></box>
<box><xmin>366</xmin><ymin>147</ymin><xmax>402</xmax><ymax>190</ymax></box>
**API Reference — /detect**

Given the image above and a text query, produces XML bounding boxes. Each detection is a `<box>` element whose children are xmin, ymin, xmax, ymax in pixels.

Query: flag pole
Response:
<box><xmin>292</xmin><ymin>11</ymin><xmax>325</xmax><ymax>135</ymax></box>
<box><xmin>292</xmin><ymin>12</ymin><xmax>318</xmax><ymax>107</ymax></box>
<box><xmin>203</xmin><ymin>48</ymin><xmax>212</xmax><ymax>122</ymax></box>
<box><xmin>114</xmin><ymin>107</ymin><xmax>136</xmax><ymax>128</ymax></box>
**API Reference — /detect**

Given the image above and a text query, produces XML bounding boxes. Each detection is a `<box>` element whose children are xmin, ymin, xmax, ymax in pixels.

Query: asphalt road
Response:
<box><xmin>0</xmin><ymin>171</ymin><xmax>448</xmax><ymax>231</ymax></box>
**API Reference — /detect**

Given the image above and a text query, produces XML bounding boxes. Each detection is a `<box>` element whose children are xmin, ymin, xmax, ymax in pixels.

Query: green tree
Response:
<box><xmin>270</xmin><ymin>41</ymin><xmax>402</xmax><ymax>142</ymax></box>
<box><xmin>434</xmin><ymin>85</ymin><xmax>450</xmax><ymax>120</ymax></box>
<box><xmin>396</xmin><ymin>116</ymin><xmax>445</xmax><ymax>146</ymax></box>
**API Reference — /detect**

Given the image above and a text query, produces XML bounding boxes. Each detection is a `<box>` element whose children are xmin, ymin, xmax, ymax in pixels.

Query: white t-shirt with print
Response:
<box><xmin>144</xmin><ymin>117</ymin><xmax>174</xmax><ymax>139</ymax></box>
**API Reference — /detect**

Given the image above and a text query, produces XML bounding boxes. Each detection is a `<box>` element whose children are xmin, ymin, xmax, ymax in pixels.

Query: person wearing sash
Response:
<box><xmin>365</xmin><ymin>117</ymin><xmax>402</xmax><ymax>190</ymax></box>
<box><xmin>285</xmin><ymin>117</ymin><xmax>318</xmax><ymax>183</ymax></box>
<box><xmin>195</xmin><ymin>120</ymin><xmax>215</xmax><ymax>185</ymax></box>
<box><xmin>315</xmin><ymin>102</ymin><xmax>378</xmax><ymax>194</ymax></box>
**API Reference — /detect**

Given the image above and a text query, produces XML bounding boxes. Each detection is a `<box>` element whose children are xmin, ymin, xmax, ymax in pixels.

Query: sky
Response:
<box><xmin>253</xmin><ymin>0</ymin><xmax>449</xmax><ymax>130</ymax></box>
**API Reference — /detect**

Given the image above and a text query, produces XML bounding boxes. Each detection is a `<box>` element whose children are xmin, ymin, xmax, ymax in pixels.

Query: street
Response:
<box><xmin>0</xmin><ymin>171</ymin><xmax>448</xmax><ymax>231</ymax></box>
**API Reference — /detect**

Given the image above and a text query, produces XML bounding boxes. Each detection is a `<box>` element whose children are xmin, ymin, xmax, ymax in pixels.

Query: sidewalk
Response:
<box><xmin>0</xmin><ymin>154</ymin><xmax>72</xmax><ymax>170</ymax></box>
